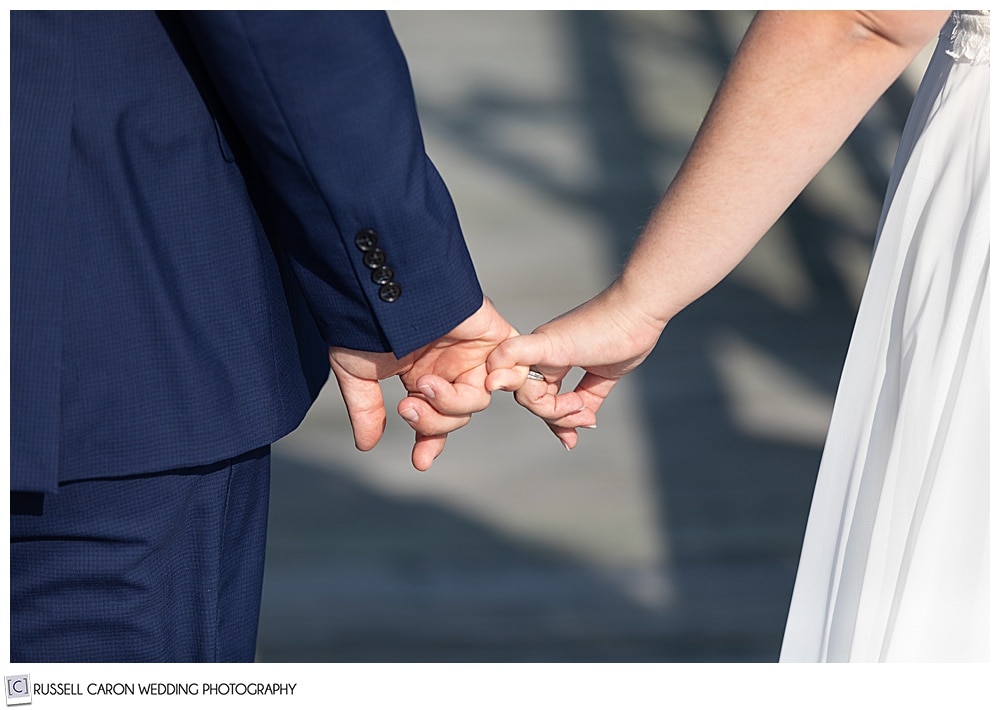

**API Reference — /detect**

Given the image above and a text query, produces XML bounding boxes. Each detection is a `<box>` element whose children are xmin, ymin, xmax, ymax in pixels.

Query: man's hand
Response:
<box><xmin>327</xmin><ymin>297</ymin><xmax>517</xmax><ymax>471</ymax></box>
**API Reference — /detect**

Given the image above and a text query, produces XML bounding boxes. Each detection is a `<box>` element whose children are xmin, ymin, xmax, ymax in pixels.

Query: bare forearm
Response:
<box><xmin>616</xmin><ymin>10</ymin><xmax>950</xmax><ymax>325</ymax></box>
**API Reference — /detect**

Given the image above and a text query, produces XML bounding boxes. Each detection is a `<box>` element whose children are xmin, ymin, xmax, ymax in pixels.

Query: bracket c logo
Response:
<box><xmin>5</xmin><ymin>676</ymin><xmax>31</xmax><ymax>706</ymax></box>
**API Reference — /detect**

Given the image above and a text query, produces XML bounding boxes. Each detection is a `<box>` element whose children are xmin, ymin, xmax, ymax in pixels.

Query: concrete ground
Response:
<box><xmin>255</xmin><ymin>10</ymin><xmax>932</xmax><ymax>662</ymax></box>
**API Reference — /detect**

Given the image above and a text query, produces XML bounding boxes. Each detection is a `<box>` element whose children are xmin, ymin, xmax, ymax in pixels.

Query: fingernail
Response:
<box><xmin>400</xmin><ymin>408</ymin><xmax>419</xmax><ymax>424</ymax></box>
<box><xmin>418</xmin><ymin>384</ymin><xmax>436</xmax><ymax>400</ymax></box>
<box><xmin>562</xmin><ymin>441</ymin><xmax>572</xmax><ymax>451</ymax></box>
<box><xmin>583</xmin><ymin>424</ymin><xmax>597</xmax><ymax>429</ymax></box>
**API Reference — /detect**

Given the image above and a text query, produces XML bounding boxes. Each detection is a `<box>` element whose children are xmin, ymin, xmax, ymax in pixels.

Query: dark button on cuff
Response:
<box><xmin>363</xmin><ymin>248</ymin><xmax>387</xmax><ymax>269</ymax></box>
<box><xmin>379</xmin><ymin>282</ymin><xmax>402</xmax><ymax>303</ymax></box>
<box><xmin>371</xmin><ymin>265</ymin><xmax>395</xmax><ymax>285</ymax></box>
<box><xmin>355</xmin><ymin>228</ymin><xmax>401</xmax><ymax>303</ymax></box>
<box><xmin>354</xmin><ymin>228</ymin><xmax>378</xmax><ymax>252</ymax></box>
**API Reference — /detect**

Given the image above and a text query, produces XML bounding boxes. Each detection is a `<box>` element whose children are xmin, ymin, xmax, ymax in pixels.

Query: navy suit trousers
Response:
<box><xmin>10</xmin><ymin>447</ymin><xmax>271</xmax><ymax>663</ymax></box>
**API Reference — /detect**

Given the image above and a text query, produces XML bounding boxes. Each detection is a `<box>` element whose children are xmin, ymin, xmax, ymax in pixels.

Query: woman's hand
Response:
<box><xmin>485</xmin><ymin>283</ymin><xmax>666</xmax><ymax>450</ymax></box>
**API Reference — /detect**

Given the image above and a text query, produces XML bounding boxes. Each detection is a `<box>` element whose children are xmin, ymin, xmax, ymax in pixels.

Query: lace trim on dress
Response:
<box><xmin>944</xmin><ymin>10</ymin><xmax>990</xmax><ymax>65</ymax></box>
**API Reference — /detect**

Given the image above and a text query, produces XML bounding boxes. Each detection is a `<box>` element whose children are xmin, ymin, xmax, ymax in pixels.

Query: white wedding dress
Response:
<box><xmin>779</xmin><ymin>11</ymin><xmax>990</xmax><ymax>662</ymax></box>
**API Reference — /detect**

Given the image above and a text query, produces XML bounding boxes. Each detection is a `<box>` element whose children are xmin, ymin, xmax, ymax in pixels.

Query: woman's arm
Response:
<box><xmin>616</xmin><ymin>11</ymin><xmax>949</xmax><ymax>325</ymax></box>
<box><xmin>486</xmin><ymin>11</ymin><xmax>951</xmax><ymax>448</ymax></box>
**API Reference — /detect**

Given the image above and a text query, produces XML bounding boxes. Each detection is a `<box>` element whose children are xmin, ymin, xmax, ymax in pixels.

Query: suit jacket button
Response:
<box><xmin>354</xmin><ymin>228</ymin><xmax>378</xmax><ymax>252</ymax></box>
<box><xmin>363</xmin><ymin>248</ymin><xmax>387</xmax><ymax>269</ymax></box>
<box><xmin>379</xmin><ymin>282</ymin><xmax>402</xmax><ymax>303</ymax></box>
<box><xmin>371</xmin><ymin>265</ymin><xmax>394</xmax><ymax>285</ymax></box>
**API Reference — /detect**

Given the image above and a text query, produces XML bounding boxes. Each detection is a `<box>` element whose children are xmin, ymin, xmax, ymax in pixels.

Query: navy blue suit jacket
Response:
<box><xmin>10</xmin><ymin>11</ymin><xmax>483</xmax><ymax>493</ymax></box>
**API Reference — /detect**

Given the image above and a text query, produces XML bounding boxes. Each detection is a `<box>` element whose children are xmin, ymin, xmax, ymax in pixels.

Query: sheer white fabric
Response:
<box><xmin>780</xmin><ymin>12</ymin><xmax>990</xmax><ymax>662</ymax></box>
<box><xmin>945</xmin><ymin>10</ymin><xmax>990</xmax><ymax>65</ymax></box>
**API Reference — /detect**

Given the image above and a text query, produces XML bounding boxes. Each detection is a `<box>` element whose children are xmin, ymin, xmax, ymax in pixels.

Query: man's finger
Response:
<box><xmin>412</xmin><ymin>432</ymin><xmax>447</xmax><ymax>471</ymax></box>
<box><xmin>330</xmin><ymin>364</ymin><xmax>388</xmax><ymax>452</ymax></box>
<box><xmin>397</xmin><ymin>397</ymin><xmax>473</xmax><ymax>436</ymax></box>
<box><xmin>413</xmin><ymin>373</ymin><xmax>492</xmax><ymax>416</ymax></box>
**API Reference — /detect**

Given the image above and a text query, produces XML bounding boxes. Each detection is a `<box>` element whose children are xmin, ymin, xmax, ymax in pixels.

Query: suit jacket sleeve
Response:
<box><xmin>180</xmin><ymin>10</ymin><xmax>483</xmax><ymax>357</ymax></box>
